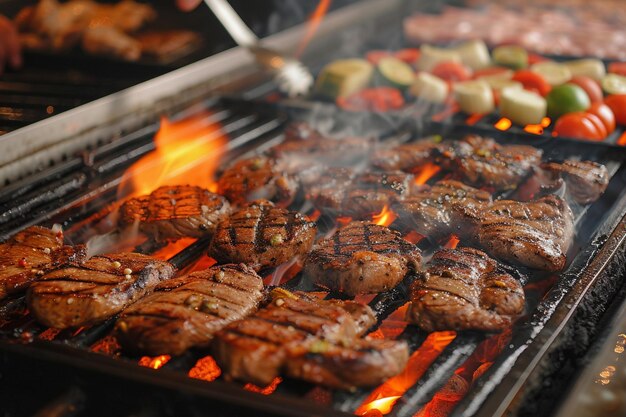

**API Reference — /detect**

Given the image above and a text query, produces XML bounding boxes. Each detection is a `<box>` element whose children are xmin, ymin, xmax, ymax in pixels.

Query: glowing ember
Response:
<box><xmin>404</xmin><ymin>231</ymin><xmax>425</xmax><ymax>244</ymax></box>
<box><xmin>494</xmin><ymin>118</ymin><xmax>512</xmax><ymax>131</ymax></box>
<box><xmin>264</xmin><ymin>258</ymin><xmax>303</xmax><ymax>286</ymax></box>
<box><xmin>414</xmin><ymin>163</ymin><xmax>441</xmax><ymax>186</ymax></box>
<box><xmin>187</xmin><ymin>254</ymin><xmax>218</xmax><ymax>274</ymax></box>
<box><xmin>541</xmin><ymin>117</ymin><xmax>551</xmax><ymax>127</ymax></box>
<box><xmin>618</xmin><ymin>132</ymin><xmax>626</xmax><ymax>146</ymax></box>
<box><xmin>444</xmin><ymin>235</ymin><xmax>460</xmax><ymax>249</ymax></box>
<box><xmin>151</xmin><ymin>237</ymin><xmax>197</xmax><ymax>261</ymax></box>
<box><xmin>118</xmin><ymin>112</ymin><xmax>227</xmax><ymax>199</ymax></box>
<box><xmin>336</xmin><ymin>216</ymin><xmax>353</xmax><ymax>227</ymax></box>
<box><xmin>188</xmin><ymin>356</ymin><xmax>222</xmax><ymax>381</ymax></box>
<box><xmin>296</xmin><ymin>0</ymin><xmax>331</xmax><ymax>57</ymax></box>
<box><xmin>465</xmin><ymin>113</ymin><xmax>484</xmax><ymax>126</ymax></box>
<box><xmin>523</xmin><ymin>124</ymin><xmax>544</xmax><ymax>135</ymax></box>
<box><xmin>373</xmin><ymin>205</ymin><xmax>398</xmax><ymax>227</ymax></box>
<box><xmin>244</xmin><ymin>377</ymin><xmax>282</xmax><ymax>395</ymax></box>
<box><xmin>309</xmin><ymin>209</ymin><xmax>322</xmax><ymax>222</ymax></box>
<box><xmin>138</xmin><ymin>355</ymin><xmax>171</xmax><ymax>369</ymax></box>
<box><xmin>356</xmin><ymin>332</ymin><xmax>456</xmax><ymax>415</ymax></box>
<box><xmin>90</xmin><ymin>335</ymin><xmax>121</xmax><ymax>355</ymax></box>
<box><xmin>38</xmin><ymin>328</ymin><xmax>61</xmax><ymax>341</ymax></box>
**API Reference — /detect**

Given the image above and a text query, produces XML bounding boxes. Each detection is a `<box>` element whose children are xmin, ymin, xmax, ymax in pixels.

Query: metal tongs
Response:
<box><xmin>204</xmin><ymin>0</ymin><xmax>314</xmax><ymax>97</ymax></box>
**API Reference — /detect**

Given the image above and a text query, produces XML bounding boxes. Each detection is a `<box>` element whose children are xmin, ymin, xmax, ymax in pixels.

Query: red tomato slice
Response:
<box><xmin>394</xmin><ymin>48</ymin><xmax>420</xmax><ymax>65</ymax></box>
<box><xmin>431</xmin><ymin>61</ymin><xmax>472</xmax><ymax>82</ymax></box>
<box><xmin>553</xmin><ymin>112</ymin><xmax>605</xmax><ymax>141</ymax></box>
<box><xmin>366</xmin><ymin>50</ymin><xmax>393</xmax><ymax>65</ymax></box>
<box><xmin>473</xmin><ymin>66</ymin><xmax>511</xmax><ymax>79</ymax></box>
<box><xmin>512</xmin><ymin>70</ymin><xmax>552</xmax><ymax>96</ymax></box>
<box><xmin>569</xmin><ymin>76</ymin><xmax>603</xmax><ymax>103</ymax></box>
<box><xmin>608</xmin><ymin>62</ymin><xmax>626</xmax><ymax>77</ymax></box>
<box><xmin>587</xmin><ymin>103</ymin><xmax>616</xmax><ymax>134</ymax></box>
<box><xmin>604</xmin><ymin>94</ymin><xmax>626</xmax><ymax>125</ymax></box>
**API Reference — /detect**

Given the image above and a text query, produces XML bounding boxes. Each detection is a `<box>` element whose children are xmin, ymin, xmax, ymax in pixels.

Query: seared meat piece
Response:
<box><xmin>269</xmin><ymin>122</ymin><xmax>374</xmax><ymax>167</ymax></box>
<box><xmin>136</xmin><ymin>30</ymin><xmax>200</xmax><ymax>61</ymax></box>
<box><xmin>407</xmin><ymin>247</ymin><xmax>525</xmax><ymax>332</ymax></box>
<box><xmin>208</xmin><ymin>201</ymin><xmax>317</xmax><ymax>271</ymax></box>
<box><xmin>82</xmin><ymin>26</ymin><xmax>141</xmax><ymax>61</ymax></box>
<box><xmin>393</xmin><ymin>180</ymin><xmax>491</xmax><ymax>240</ymax></box>
<box><xmin>115</xmin><ymin>264</ymin><xmax>263</xmax><ymax>355</ymax></box>
<box><xmin>285</xmin><ymin>337</ymin><xmax>409</xmax><ymax>389</ymax></box>
<box><xmin>118</xmin><ymin>185</ymin><xmax>230</xmax><ymax>241</ymax></box>
<box><xmin>303</xmin><ymin>221</ymin><xmax>421</xmax><ymax>295</ymax></box>
<box><xmin>27</xmin><ymin>252</ymin><xmax>175</xmax><ymax>329</ymax></box>
<box><xmin>476</xmin><ymin>195</ymin><xmax>574</xmax><ymax>271</ymax></box>
<box><xmin>213</xmin><ymin>290</ymin><xmax>407</xmax><ymax>389</ymax></box>
<box><xmin>452</xmin><ymin>142</ymin><xmax>542</xmax><ymax>191</ymax></box>
<box><xmin>0</xmin><ymin>227</ymin><xmax>86</xmax><ymax>300</ymax></box>
<box><xmin>541</xmin><ymin>160</ymin><xmax>609</xmax><ymax>204</ymax></box>
<box><xmin>217</xmin><ymin>157</ymin><xmax>298</xmax><ymax>207</ymax></box>
<box><xmin>308</xmin><ymin>169</ymin><xmax>415</xmax><ymax>219</ymax></box>
<box><xmin>370</xmin><ymin>137</ymin><xmax>473</xmax><ymax>172</ymax></box>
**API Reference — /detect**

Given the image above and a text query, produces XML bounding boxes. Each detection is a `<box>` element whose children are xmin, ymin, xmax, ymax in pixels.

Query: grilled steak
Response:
<box><xmin>407</xmin><ymin>247</ymin><xmax>525</xmax><ymax>332</ymax></box>
<box><xmin>370</xmin><ymin>140</ymin><xmax>441</xmax><ymax>172</ymax></box>
<box><xmin>27</xmin><ymin>252</ymin><xmax>175</xmax><ymax>329</ymax></box>
<box><xmin>208</xmin><ymin>201</ymin><xmax>317</xmax><ymax>271</ymax></box>
<box><xmin>217</xmin><ymin>157</ymin><xmax>298</xmax><ymax>207</ymax></box>
<box><xmin>213</xmin><ymin>290</ymin><xmax>408</xmax><ymax>389</ymax></box>
<box><xmin>303</xmin><ymin>221</ymin><xmax>421</xmax><ymax>295</ymax></box>
<box><xmin>393</xmin><ymin>180</ymin><xmax>491</xmax><ymax>240</ymax></box>
<box><xmin>308</xmin><ymin>170</ymin><xmax>416</xmax><ymax>219</ymax></box>
<box><xmin>452</xmin><ymin>142</ymin><xmax>542</xmax><ymax>191</ymax></box>
<box><xmin>269</xmin><ymin>122</ymin><xmax>374</xmax><ymax>167</ymax></box>
<box><xmin>476</xmin><ymin>195</ymin><xmax>574</xmax><ymax>271</ymax></box>
<box><xmin>118</xmin><ymin>185</ymin><xmax>230</xmax><ymax>241</ymax></box>
<box><xmin>541</xmin><ymin>160</ymin><xmax>609</xmax><ymax>204</ymax></box>
<box><xmin>0</xmin><ymin>226</ymin><xmax>86</xmax><ymax>300</ymax></box>
<box><xmin>115</xmin><ymin>264</ymin><xmax>263</xmax><ymax>355</ymax></box>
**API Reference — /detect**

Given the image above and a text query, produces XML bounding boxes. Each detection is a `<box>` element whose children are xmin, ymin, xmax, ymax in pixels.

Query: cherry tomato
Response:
<box><xmin>568</xmin><ymin>76</ymin><xmax>603</xmax><ymax>103</ymax></box>
<box><xmin>587</xmin><ymin>103</ymin><xmax>616</xmax><ymax>134</ymax></box>
<box><xmin>553</xmin><ymin>112</ymin><xmax>605</xmax><ymax>141</ymax></box>
<box><xmin>431</xmin><ymin>61</ymin><xmax>472</xmax><ymax>82</ymax></box>
<box><xmin>366</xmin><ymin>50</ymin><xmax>393</xmax><ymax>65</ymax></box>
<box><xmin>395</xmin><ymin>48</ymin><xmax>420</xmax><ymax>65</ymax></box>
<box><xmin>473</xmin><ymin>66</ymin><xmax>511</xmax><ymax>79</ymax></box>
<box><xmin>608</xmin><ymin>62</ymin><xmax>626</xmax><ymax>77</ymax></box>
<box><xmin>528</xmin><ymin>53</ymin><xmax>549</xmax><ymax>66</ymax></box>
<box><xmin>604</xmin><ymin>94</ymin><xmax>626</xmax><ymax>125</ymax></box>
<box><xmin>512</xmin><ymin>70</ymin><xmax>552</xmax><ymax>96</ymax></box>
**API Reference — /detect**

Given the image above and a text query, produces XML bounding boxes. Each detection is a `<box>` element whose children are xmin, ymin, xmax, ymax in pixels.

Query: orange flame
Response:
<box><xmin>404</xmin><ymin>231</ymin><xmax>425</xmax><ymax>244</ymax></box>
<box><xmin>138</xmin><ymin>355</ymin><xmax>171</xmax><ymax>369</ymax></box>
<box><xmin>465</xmin><ymin>114</ymin><xmax>484</xmax><ymax>126</ymax></box>
<box><xmin>444</xmin><ymin>235</ymin><xmax>460</xmax><ymax>249</ymax></box>
<box><xmin>414</xmin><ymin>163</ymin><xmax>441</xmax><ymax>185</ymax></box>
<box><xmin>356</xmin><ymin>332</ymin><xmax>457</xmax><ymax>415</ymax></box>
<box><xmin>541</xmin><ymin>117</ymin><xmax>551</xmax><ymax>127</ymax></box>
<box><xmin>244</xmin><ymin>377</ymin><xmax>283</xmax><ymax>395</ymax></box>
<box><xmin>151</xmin><ymin>237</ymin><xmax>197</xmax><ymax>261</ymax></box>
<box><xmin>118</xmin><ymin>112</ymin><xmax>227</xmax><ymax>199</ymax></box>
<box><xmin>188</xmin><ymin>356</ymin><xmax>222</xmax><ymax>381</ymax></box>
<box><xmin>296</xmin><ymin>0</ymin><xmax>332</xmax><ymax>57</ymax></box>
<box><xmin>494</xmin><ymin>118</ymin><xmax>512</xmax><ymax>131</ymax></box>
<box><xmin>618</xmin><ymin>131</ymin><xmax>626</xmax><ymax>146</ymax></box>
<box><xmin>373</xmin><ymin>205</ymin><xmax>398</xmax><ymax>227</ymax></box>
<box><xmin>523</xmin><ymin>124</ymin><xmax>543</xmax><ymax>135</ymax></box>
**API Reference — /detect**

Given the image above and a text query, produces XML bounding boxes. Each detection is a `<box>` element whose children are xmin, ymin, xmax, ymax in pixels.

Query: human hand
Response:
<box><xmin>0</xmin><ymin>15</ymin><xmax>21</xmax><ymax>74</ymax></box>
<box><xmin>176</xmin><ymin>0</ymin><xmax>202</xmax><ymax>11</ymax></box>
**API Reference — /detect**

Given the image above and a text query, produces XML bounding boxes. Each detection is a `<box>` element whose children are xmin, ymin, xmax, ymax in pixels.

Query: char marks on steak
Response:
<box><xmin>27</xmin><ymin>252</ymin><xmax>175</xmax><ymax>329</ymax></box>
<box><xmin>477</xmin><ymin>195</ymin><xmax>574</xmax><ymax>271</ymax></box>
<box><xmin>208</xmin><ymin>201</ymin><xmax>317</xmax><ymax>271</ymax></box>
<box><xmin>303</xmin><ymin>221</ymin><xmax>421</xmax><ymax>295</ymax></box>
<box><xmin>217</xmin><ymin>157</ymin><xmax>298</xmax><ymax>207</ymax></box>
<box><xmin>116</xmin><ymin>264</ymin><xmax>263</xmax><ymax>355</ymax></box>
<box><xmin>541</xmin><ymin>160</ymin><xmax>609</xmax><ymax>204</ymax></box>
<box><xmin>308</xmin><ymin>169</ymin><xmax>416</xmax><ymax>219</ymax></box>
<box><xmin>370</xmin><ymin>138</ymin><xmax>472</xmax><ymax>172</ymax></box>
<box><xmin>407</xmin><ymin>247</ymin><xmax>525</xmax><ymax>332</ymax></box>
<box><xmin>118</xmin><ymin>185</ymin><xmax>230</xmax><ymax>241</ymax></box>
<box><xmin>0</xmin><ymin>226</ymin><xmax>86</xmax><ymax>300</ymax></box>
<box><xmin>393</xmin><ymin>180</ymin><xmax>491</xmax><ymax>240</ymax></box>
<box><xmin>213</xmin><ymin>290</ymin><xmax>409</xmax><ymax>389</ymax></box>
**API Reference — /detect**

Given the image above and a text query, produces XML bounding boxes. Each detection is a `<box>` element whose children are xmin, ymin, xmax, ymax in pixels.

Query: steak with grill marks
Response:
<box><xmin>541</xmin><ymin>160</ymin><xmax>609</xmax><ymax>204</ymax></box>
<box><xmin>269</xmin><ymin>122</ymin><xmax>374</xmax><ymax>167</ymax></box>
<box><xmin>308</xmin><ymin>170</ymin><xmax>416</xmax><ymax>219</ymax></box>
<box><xmin>217</xmin><ymin>157</ymin><xmax>298</xmax><ymax>207</ymax></box>
<box><xmin>115</xmin><ymin>264</ymin><xmax>263</xmax><ymax>355</ymax></box>
<box><xmin>393</xmin><ymin>180</ymin><xmax>491</xmax><ymax>240</ymax></box>
<box><xmin>370</xmin><ymin>138</ymin><xmax>473</xmax><ymax>172</ymax></box>
<box><xmin>451</xmin><ymin>142</ymin><xmax>543</xmax><ymax>191</ymax></box>
<box><xmin>0</xmin><ymin>226</ymin><xmax>86</xmax><ymax>300</ymax></box>
<box><xmin>303</xmin><ymin>221</ymin><xmax>421</xmax><ymax>295</ymax></box>
<box><xmin>208</xmin><ymin>201</ymin><xmax>317</xmax><ymax>271</ymax></box>
<box><xmin>27</xmin><ymin>252</ymin><xmax>175</xmax><ymax>329</ymax></box>
<box><xmin>407</xmin><ymin>247</ymin><xmax>525</xmax><ymax>332</ymax></box>
<box><xmin>213</xmin><ymin>290</ymin><xmax>408</xmax><ymax>389</ymax></box>
<box><xmin>118</xmin><ymin>185</ymin><xmax>230</xmax><ymax>241</ymax></box>
<box><xmin>476</xmin><ymin>195</ymin><xmax>574</xmax><ymax>271</ymax></box>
